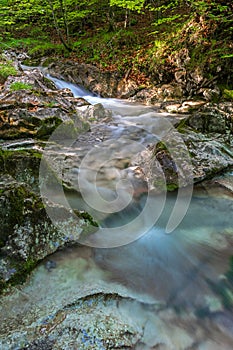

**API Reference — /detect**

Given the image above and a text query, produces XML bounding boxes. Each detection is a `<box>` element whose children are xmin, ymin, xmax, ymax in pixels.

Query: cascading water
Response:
<box><xmin>1</xmin><ymin>69</ymin><xmax>232</xmax><ymax>349</ymax></box>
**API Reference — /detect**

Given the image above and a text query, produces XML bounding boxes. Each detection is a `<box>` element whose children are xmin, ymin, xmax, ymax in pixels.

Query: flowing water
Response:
<box><xmin>0</xmin><ymin>72</ymin><xmax>233</xmax><ymax>349</ymax></box>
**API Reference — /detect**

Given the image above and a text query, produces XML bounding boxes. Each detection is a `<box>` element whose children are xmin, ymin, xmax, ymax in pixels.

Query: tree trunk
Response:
<box><xmin>46</xmin><ymin>0</ymin><xmax>72</xmax><ymax>52</ymax></box>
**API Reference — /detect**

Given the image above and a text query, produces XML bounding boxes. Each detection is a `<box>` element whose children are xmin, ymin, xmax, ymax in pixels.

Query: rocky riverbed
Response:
<box><xmin>0</xmin><ymin>52</ymin><xmax>232</xmax><ymax>349</ymax></box>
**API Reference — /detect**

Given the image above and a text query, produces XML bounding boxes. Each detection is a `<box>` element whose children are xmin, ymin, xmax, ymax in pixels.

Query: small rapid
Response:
<box><xmin>42</xmin><ymin>72</ymin><xmax>233</xmax><ymax>314</ymax></box>
<box><xmin>1</xmin><ymin>67</ymin><xmax>231</xmax><ymax>349</ymax></box>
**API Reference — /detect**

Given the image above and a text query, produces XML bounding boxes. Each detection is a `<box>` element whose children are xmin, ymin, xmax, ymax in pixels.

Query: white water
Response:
<box><xmin>45</xmin><ymin>72</ymin><xmax>233</xmax><ymax>308</ymax></box>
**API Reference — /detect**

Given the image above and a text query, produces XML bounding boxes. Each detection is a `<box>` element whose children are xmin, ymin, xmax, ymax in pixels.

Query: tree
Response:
<box><xmin>46</xmin><ymin>0</ymin><xmax>72</xmax><ymax>51</ymax></box>
<box><xmin>109</xmin><ymin>0</ymin><xmax>145</xmax><ymax>28</ymax></box>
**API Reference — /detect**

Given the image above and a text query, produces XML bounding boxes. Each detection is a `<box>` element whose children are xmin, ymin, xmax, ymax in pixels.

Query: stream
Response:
<box><xmin>0</xmin><ymin>72</ymin><xmax>233</xmax><ymax>349</ymax></box>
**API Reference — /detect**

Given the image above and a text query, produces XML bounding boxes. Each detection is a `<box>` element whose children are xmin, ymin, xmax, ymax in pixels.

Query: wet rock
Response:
<box><xmin>131</xmin><ymin>102</ymin><xmax>233</xmax><ymax>188</ymax></box>
<box><xmin>0</xmin><ymin>145</ymin><xmax>96</xmax><ymax>293</ymax></box>
<box><xmin>76</xmin><ymin>102</ymin><xmax>112</xmax><ymax>123</ymax></box>
<box><xmin>131</xmin><ymin>132</ymin><xmax>194</xmax><ymax>192</ymax></box>
<box><xmin>194</xmin><ymin>170</ymin><xmax>233</xmax><ymax>199</ymax></box>
<box><xmin>0</xmin><ymin>176</ymin><xmax>93</xmax><ymax>292</ymax></box>
<box><xmin>174</xmin><ymin>103</ymin><xmax>233</xmax><ymax>182</ymax></box>
<box><xmin>46</xmin><ymin>61</ymin><xmax>139</xmax><ymax>98</ymax></box>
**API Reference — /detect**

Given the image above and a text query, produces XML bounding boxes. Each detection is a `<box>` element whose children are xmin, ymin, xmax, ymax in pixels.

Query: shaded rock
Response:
<box><xmin>184</xmin><ymin>103</ymin><xmax>233</xmax><ymax>135</ymax></box>
<box><xmin>130</xmin><ymin>83</ymin><xmax>183</xmax><ymax>104</ymax></box>
<box><xmin>0</xmin><ymin>146</ymin><xmax>42</xmax><ymax>193</ymax></box>
<box><xmin>0</xmin><ymin>177</ymin><xmax>93</xmax><ymax>292</ymax></box>
<box><xmin>46</xmin><ymin>61</ymin><xmax>139</xmax><ymax>98</ymax></box>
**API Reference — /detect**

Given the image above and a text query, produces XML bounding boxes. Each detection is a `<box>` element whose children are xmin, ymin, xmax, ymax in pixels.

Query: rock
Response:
<box><xmin>0</xmin><ymin>143</ymin><xmax>96</xmax><ymax>293</ymax></box>
<box><xmin>131</xmin><ymin>102</ymin><xmax>233</xmax><ymax>189</ymax></box>
<box><xmin>0</xmin><ymin>146</ymin><xmax>42</xmax><ymax>192</ymax></box>
<box><xmin>132</xmin><ymin>133</ymin><xmax>194</xmax><ymax>192</ymax></box>
<box><xmin>0</xmin><ymin>68</ymin><xmax>89</xmax><ymax>140</ymax></box>
<box><xmin>198</xmin><ymin>87</ymin><xmax>221</xmax><ymax>101</ymax></box>
<box><xmin>3</xmin><ymin>68</ymin><xmax>55</xmax><ymax>91</ymax></box>
<box><xmin>184</xmin><ymin>132</ymin><xmax>233</xmax><ymax>182</ymax></box>
<box><xmin>164</xmin><ymin>100</ymin><xmax>206</xmax><ymax>114</ymax></box>
<box><xmin>194</xmin><ymin>171</ymin><xmax>233</xmax><ymax>199</ymax></box>
<box><xmin>174</xmin><ymin>103</ymin><xmax>233</xmax><ymax>182</ymax></box>
<box><xmin>47</xmin><ymin>62</ymin><xmax>139</xmax><ymax>98</ymax></box>
<box><xmin>165</xmin><ymin>103</ymin><xmax>183</xmax><ymax>113</ymax></box>
<box><xmin>182</xmin><ymin>103</ymin><xmax>233</xmax><ymax>135</ymax></box>
<box><xmin>131</xmin><ymin>83</ymin><xmax>183</xmax><ymax>104</ymax></box>
<box><xmin>0</xmin><ymin>175</ymin><xmax>93</xmax><ymax>293</ymax></box>
<box><xmin>76</xmin><ymin>102</ymin><xmax>112</xmax><ymax>123</ymax></box>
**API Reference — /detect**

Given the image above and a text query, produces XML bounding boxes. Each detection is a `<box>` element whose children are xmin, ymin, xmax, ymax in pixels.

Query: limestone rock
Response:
<box><xmin>47</xmin><ymin>61</ymin><xmax>139</xmax><ymax>98</ymax></box>
<box><xmin>0</xmin><ymin>69</ymin><xmax>89</xmax><ymax>140</ymax></box>
<box><xmin>0</xmin><ymin>145</ymin><xmax>95</xmax><ymax>293</ymax></box>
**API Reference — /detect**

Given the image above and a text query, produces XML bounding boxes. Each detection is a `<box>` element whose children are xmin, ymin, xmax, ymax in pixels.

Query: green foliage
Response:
<box><xmin>110</xmin><ymin>0</ymin><xmax>145</xmax><ymax>12</ymax></box>
<box><xmin>0</xmin><ymin>0</ymin><xmax>232</xmax><ymax>94</ymax></box>
<box><xmin>72</xmin><ymin>27</ymin><xmax>142</xmax><ymax>71</ymax></box>
<box><xmin>28</xmin><ymin>42</ymin><xmax>65</xmax><ymax>57</ymax></box>
<box><xmin>221</xmin><ymin>54</ymin><xmax>233</xmax><ymax>59</ymax></box>
<box><xmin>222</xmin><ymin>89</ymin><xmax>233</xmax><ymax>101</ymax></box>
<box><xmin>0</xmin><ymin>61</ymin><xmax>18</xmax><ymax>82</ymax></box>
<box><xmin>10</xmin><ymin>82</ymin><xmax>33</xmax><ymax>91</ymax></box>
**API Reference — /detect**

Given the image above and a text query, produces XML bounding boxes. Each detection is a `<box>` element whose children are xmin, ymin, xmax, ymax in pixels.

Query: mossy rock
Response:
<box><xmin>0</xmin><ymin>149</ymin><xmax>42</xmax><ymax>192</ymax></box>
<box><xmin>0</xmin><ymin>177</ymin><xmax>96</xmax><ymax>294</ymax></box>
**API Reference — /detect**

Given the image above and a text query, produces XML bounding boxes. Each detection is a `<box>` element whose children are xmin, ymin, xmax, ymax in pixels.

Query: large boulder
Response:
<box><xmin>0</xmin><ymin>68</ymin><xmax>90</xmax><ymax>140</ymax></box>
<box><xmin>131</xmin><ymin>103</ymin><xmax>233</xmax><ymax>190</ymax></box>
<box><xmin>176</xmin><ymin>103</ymin><xmax>232</xmax><ymax>182</ymax></box>
<box><xmin>46</xmin><ymin>61</ymin><xmax>139</xmax><ymax>98</ymax></box>
<box><xmin>0</xmin><ymin>147</ymin><xmax>95</xmax><ymax>293</ymax></box>
<box><xmin>0</xmin><ymin>63</ymin><xmax>97</xmax><ymax>293</ymax></box>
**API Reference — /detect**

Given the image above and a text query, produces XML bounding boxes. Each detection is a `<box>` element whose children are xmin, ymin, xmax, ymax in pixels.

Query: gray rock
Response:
<box><xmin>47</xmin><ymin>61</ymin><xmax>139</xmax><ymax>98</ymax></box>
<box><xmin>0</xmin><ymin>69</ymin><xmax>89</xmax><ymax>140</ymax></box>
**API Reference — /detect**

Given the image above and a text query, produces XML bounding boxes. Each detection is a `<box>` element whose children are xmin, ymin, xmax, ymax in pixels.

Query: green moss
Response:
<box><xmin>0</xmin><ymin>258</ymin><xmax>38</xmax><ymax>294</ymax></box>
<box><xmin>10</xmin><ymin>82</ymin><xmax>33</xmax><ymax>91</ymax></box>
<box><xmin>225</xmin><ymin>256</ymin><xmax>233</xmax><ymax>286</ymax></box>
<box><xmin>36</xmin><ymin>117</ymin><xmax>63</xmax><ymax>139</ymax></box>
<box><xmin>28</xmin><ymin>42</ymin><xmax>65</xmax><ymax>58</ymax></box>
<box><xmin>0</xmin><ymin>61</ymin><xmax>18</xmax><ymax>83</ymax></box>
<box><xmin>9</xmin><ymin>186</ymin><xmax>27</xmax><ymax>225</ymax></box>
<box><xmin>166</xmin><ymin>183</ymin><xmax>178</xmax><ymax>191</ymax></box>
<box><xmin>0</xmin><ymin>149</ymin><xmax>42</xmax><ymax>183</ymax></box>
<box><xmin>75</xmin><ymin>210</ymin><xmax>99</xmax><ymax>227</ymax></box>
<box><xmin>176</xmin><ymin>118</ymin><xmax>188</xmax><ymax>134</ymax></box>
<box><xmin>152</xmin><ymin>141</ymin><xmax>168</xmax><ymax>156</ymax></box>
<box><xmin>222</xmin><ymin>89</ymin><xmax>233</xmax><ymax>101</ymax></box>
